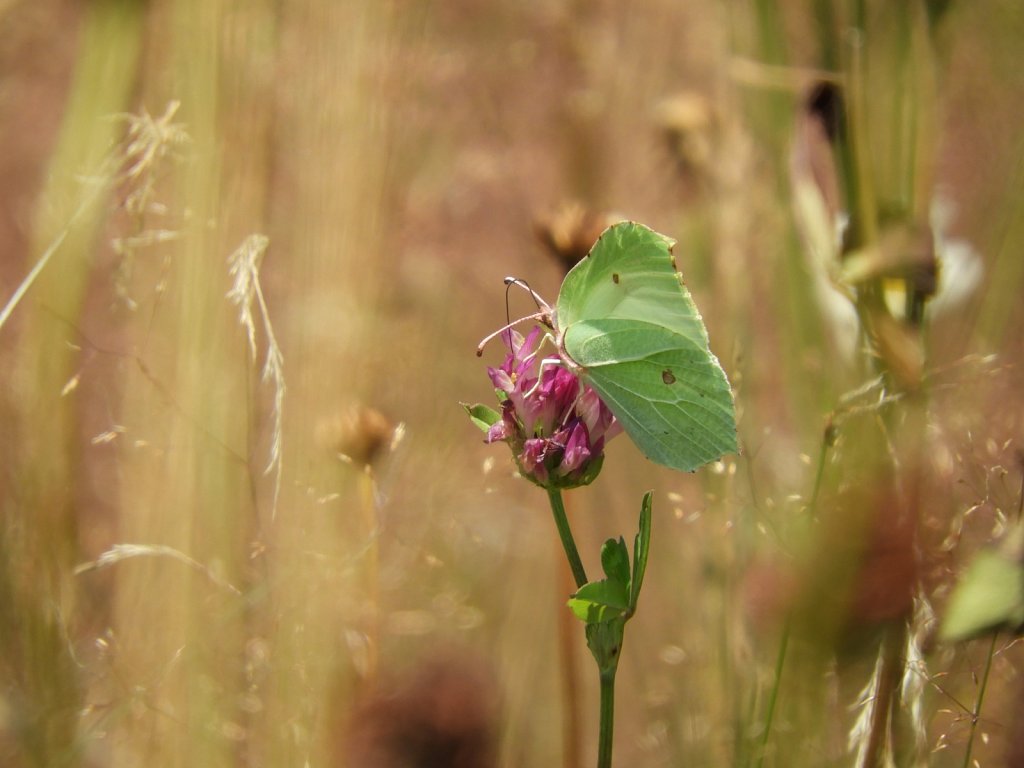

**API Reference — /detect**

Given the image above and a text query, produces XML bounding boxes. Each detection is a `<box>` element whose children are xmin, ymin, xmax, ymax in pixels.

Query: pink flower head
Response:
<box><xmin>483</xmin><ymin>326</ymin><xmax>620</xmax><ymax>489</ymax></box>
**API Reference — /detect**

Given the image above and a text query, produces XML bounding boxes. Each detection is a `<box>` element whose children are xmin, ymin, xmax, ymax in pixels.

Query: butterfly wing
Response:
<box><xmin>556</xmin><ymin>222</ymin><xmax>737</xmax><ymax>472</ymax></box>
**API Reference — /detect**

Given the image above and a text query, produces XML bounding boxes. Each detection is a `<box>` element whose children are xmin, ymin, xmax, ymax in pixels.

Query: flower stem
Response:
<box><xmin>358</xmin><ymin>469</ymin><xmax>379</xmax><ymax>685</ymax></box>
<box><xmin>598</xmin><ymin>670</ymin><xmax>616</xmax><ymax>768</ymax></box>
<box><xmin>547</xmin><ymin>488</ymin><xmax>588</xmax><ymax>589</ymax></box>
<box><xmin>557</xmin><ymin>497</ymin><xmax>584</xmax><ymax>768</ymax></box>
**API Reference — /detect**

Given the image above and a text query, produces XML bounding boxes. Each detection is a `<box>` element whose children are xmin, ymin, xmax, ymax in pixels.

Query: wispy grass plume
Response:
<box><xmin>0</xmin><ymin>101</ymin><xmax>187</xmax><ymax>332</ymax></box>
<box><xmin>227</xmin><ymin>233</ymin><xmax>285</xmax><ymax>516</ymax></box>
<box><xmin>117</xmin><ymin>100</ymin><xmax>189</xmax><ymax>214</ymax></box>
<box><xmin>111</xmin><ymin>101</ymin><xmax>189</xmax><ymax>308</ymax></box>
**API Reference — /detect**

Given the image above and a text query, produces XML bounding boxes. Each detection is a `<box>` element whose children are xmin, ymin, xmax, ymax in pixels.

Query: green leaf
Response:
<box><xmin>568</xmin><ymin>579</ymin><xmax>630</xmax><ymax>624</ymax></box>
<box><xmin>630</xmin><ymin>491</ymin><xmax>653</xmax><ymax>611</ymax></box>
<box><xmin>555</xmin><ymin>222</ymin><xmax>737</xmax><ymax>472</ymax></box>
<box><xmin>941</xmin><ymin>547</ymin><xmax>1024</xmax><ymax>643</ymax></box>
<box><xmin>462</xmin><ymin>402</ymin><xmax>501</xmax><ymax>434</ymax></box>
<box><xmin>601</xmin><ymin>537</ymin><xmax>630</xmax><ymax>585</ymax></box>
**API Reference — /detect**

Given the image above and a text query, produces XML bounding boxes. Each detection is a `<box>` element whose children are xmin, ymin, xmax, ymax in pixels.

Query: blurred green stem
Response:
<box><xmin>962</xmin><ymin>631</ymin><xmax>998</xmax><ymax>768</ymax></box>
<box><xmin>841</xmin><ymin>1</ymin><xmax>878</xmax><ymax>252</ymax></box>
<box><xmin>547</xmin><ymin>489</ymin><xmax>588</xmax><ymax>589</ymax></box>
<box><xmin>358</xmin><ymin>470</ymin><xmax>380</xmax><ymax>683</ymax></box>
<box><xmin>809</xmin><ymin>422</ymin><xmax>833</xmax><ymax>514</ymax></box>
<box><xmin>754</xmin><ymin>621</ymin><xmax>789</xmax><ymax>768</ymax></box>
<box><xmin>962</xmin><ymin>428</ymin><xmax>1020</xmax><ymax>765</ymax></box>
<box><xmin>752</xmin><ymin>420</ymin><xmax>832</xmax><ymax>766</ymax></box>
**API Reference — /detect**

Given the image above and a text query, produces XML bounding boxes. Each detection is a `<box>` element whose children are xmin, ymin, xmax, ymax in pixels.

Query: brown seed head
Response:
<box><xmin>316</xmin><ymin>404</ymin><xmax>399</xmax><ymax>468</ymax></box>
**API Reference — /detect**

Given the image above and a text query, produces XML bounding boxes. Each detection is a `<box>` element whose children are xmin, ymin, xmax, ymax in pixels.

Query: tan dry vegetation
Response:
<box><xmin>1</xmin><ymin>1</ymin><xmax>1024</xmax><ymax>767</ymax></box>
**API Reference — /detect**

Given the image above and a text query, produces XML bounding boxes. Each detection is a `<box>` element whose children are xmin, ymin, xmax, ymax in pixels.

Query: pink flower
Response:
<box><xmin>482</xmin><ymin>327</ymin><xmax>620</xmax><ymax>489</ymax></box>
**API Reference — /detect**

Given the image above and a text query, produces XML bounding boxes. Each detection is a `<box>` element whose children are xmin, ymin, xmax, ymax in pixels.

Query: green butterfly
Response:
<box><xmin>481</xmin><ymin>221</ymin><xmax>737</xmax><ymax>472</ymax></box>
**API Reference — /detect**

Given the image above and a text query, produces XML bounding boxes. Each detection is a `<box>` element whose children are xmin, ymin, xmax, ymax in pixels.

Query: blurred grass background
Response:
<box><xmin>1</xmin><ymin>1</ymin><xmax>1023</xmax><ymax>766</ymax></box>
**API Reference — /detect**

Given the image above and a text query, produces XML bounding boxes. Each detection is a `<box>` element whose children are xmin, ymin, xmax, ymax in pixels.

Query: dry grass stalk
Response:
<box><xmin>74</xmin><ymin>543</ymin><xmax>242</xmax><ymax>596</ymax></box>
<box><xmin>227</xmin><ymin>233</ymin><xmax>285</xmax><ymax>517</ymax></box>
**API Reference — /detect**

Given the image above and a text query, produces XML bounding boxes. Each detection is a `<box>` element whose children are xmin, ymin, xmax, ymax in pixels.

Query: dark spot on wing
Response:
<box><xmin>662</xmin><ymin>368</ymin><xmax>676</xmax><ymax>385</ymax></box>
<box><xmin>612</xmin><ymin>272</ymin><xmax>620</xmax><ymax>284</ymax></box>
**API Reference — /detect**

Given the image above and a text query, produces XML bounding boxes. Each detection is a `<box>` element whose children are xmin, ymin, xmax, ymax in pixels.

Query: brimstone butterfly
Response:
<box><xmin>476</xmin><ymin>221</ymin><xmax>737</xmax><ymax>472</ymax></box>
<box><xmin>549</xmin><ymin>221</ymin><xmax>737</xmax><ymax>472</ymax></box>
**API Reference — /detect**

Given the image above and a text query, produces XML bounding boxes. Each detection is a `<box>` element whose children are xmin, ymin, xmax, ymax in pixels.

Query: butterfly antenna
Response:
<box><xmin>476</xmin><ymin>277</ymin><xmax>555</xmax><ymax>356</ymax></box>
<box><xmin>475</xmin><ymin>312</ymin><xmax>545</xmax><ymax>357</ymax></box>
<box><xmin>503</xmin><ymin>277</ymin><xmax>551</xmax><ymax>315</ymax></box>
<box><xmin>503</xmin><ymin>280</ymin><xmax>515</xmax><ymax>349</ymax></box>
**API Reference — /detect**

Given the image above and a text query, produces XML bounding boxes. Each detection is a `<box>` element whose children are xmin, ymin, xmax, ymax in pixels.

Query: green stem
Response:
<box><xmin>748</xmin><ymin>424</ymin><xmax>830</xmax><ymax>767</ymax></box>
<box><xmin>598</xmin><ymin>671</ymin><xmax>616</xmax><ymax>768</ymax></box>
<box><xmin>754</xmin><ymin>620</ymin><xmax>790</xmax><ymax>768</ymax></box>
<box><xmin>962</xmin><ymin>633</ymin><xmax>997</xmax><ymax>768</ymax></box>
<box><xmin>809</xmin><ymin>423</ymin><xmax>832</xmax><ymax>515</ymax></box>
<box><xmin>547</xmin><ymin>488</ymin><xmax>588</xmax><ymax>589</ymax></box>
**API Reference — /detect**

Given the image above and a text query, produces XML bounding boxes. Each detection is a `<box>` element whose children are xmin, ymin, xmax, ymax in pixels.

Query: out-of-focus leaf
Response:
<box><xmin>941</xmin><ymin>524</ymin><xmax>1024</xmax><ymax>642</ymax></box>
